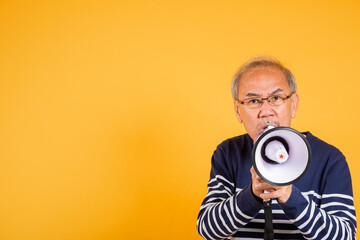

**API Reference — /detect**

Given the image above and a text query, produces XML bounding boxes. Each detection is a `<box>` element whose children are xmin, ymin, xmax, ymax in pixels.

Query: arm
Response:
<box><xmin>197</xmin><ymin>146</ymin><xmax>263</xmax><ymax>240</ymax></box>
<box><xmin>279</xmin><ymin>156</ymin><xmax>357</xmax><ymax>239</ymax></box>
<box><xmin>249</xmin><ymin>151</ymin><xmax>356</xmax><ymax>239</ymax></box>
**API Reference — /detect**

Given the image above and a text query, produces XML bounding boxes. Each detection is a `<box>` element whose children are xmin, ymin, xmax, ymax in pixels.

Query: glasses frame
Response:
<box><xmin>236</xmin><ymin>93</ymin><xmax>293</xmax><ymax>109</ymax></box>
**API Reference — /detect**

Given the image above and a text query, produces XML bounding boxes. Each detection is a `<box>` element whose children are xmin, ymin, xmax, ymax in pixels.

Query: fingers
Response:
<box><xmin>251</xmin><ymin>166</ymin><xmax>273</xmax><ymax>198</ymax></box>
<box><xmin>250</xmin><ymin>166</ymin><xmax>292</xmax><ymax>203</ymax></box>
<box><xmin>253</xmin><ymin>181</ymin><xmax>275</xmax><ymax>193</ymax></box>
<box><xmin>258</xmin><ymin>185</ymin><xmax>292</xmax><ymax>203</ymax></box>
<box><xmin>259</xmin><ymin>189</ymin><xmax>277</xmax><ymax>199</ymax></box>
<box><xmin>250</xmin><ymin>166</ymin><xmax>264</xmax><ymax>183</ymax></box>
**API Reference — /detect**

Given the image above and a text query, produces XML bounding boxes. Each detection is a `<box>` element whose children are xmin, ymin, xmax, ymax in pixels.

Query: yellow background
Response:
<box><xmin>0</xmin><ymin>0</ymin><xmax>359</xmax><ymax>239</ymax></box>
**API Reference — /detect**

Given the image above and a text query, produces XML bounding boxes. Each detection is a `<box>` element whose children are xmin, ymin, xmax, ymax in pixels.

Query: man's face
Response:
<box><xmin>234</xmin><ymin>66</ymin><xmax>299</xmax><ymax>141</ymax></box>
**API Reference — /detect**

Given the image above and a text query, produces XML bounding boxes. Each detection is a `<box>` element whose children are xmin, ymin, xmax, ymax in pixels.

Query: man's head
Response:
<box><xmin>232</xmin><ymin>56</ymin><xmax>299</xmax><ymax>141</ymax></box>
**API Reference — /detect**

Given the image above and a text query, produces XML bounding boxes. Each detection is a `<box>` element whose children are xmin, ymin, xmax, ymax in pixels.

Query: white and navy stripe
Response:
<box><xmin>197</xmin><ymin>132</ymin><xmax>356</xmax><ymax>239</ymax></box>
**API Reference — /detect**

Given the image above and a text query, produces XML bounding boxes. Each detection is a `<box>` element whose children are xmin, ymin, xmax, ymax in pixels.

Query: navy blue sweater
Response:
<box><xmin>197</xmin><ymin>132</ymin><xmax>356</xmax><ymax>239</ymax></box>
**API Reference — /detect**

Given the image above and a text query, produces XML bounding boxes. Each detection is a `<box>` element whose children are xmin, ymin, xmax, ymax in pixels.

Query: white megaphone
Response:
<box><xmin>252</xmin><ymin>126</ymin><xmax>312</xmax><ymax>240</ymax></box>
<box><xmin>252</xmin><ymin>126</ymin><xmax>312</xmax><ymax>186</ymax></box>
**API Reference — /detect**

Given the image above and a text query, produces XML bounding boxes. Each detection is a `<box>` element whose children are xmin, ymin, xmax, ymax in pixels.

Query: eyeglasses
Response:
<box><xmin>236</xmin><ymin>93</ymin><xmax>293</xmax><ymax>109</ymax></box>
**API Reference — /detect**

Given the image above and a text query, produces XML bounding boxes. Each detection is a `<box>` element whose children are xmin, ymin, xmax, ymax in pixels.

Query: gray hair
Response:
<box><xmin>231</xmin><ymin>56</ymin><xmax>297</xmax><ymax>100</ymax></box>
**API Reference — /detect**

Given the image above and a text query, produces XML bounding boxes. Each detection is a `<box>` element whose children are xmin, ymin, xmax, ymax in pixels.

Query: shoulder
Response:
<box><xmin>211</xmin><ymin>134</ymin><xmax>253</xmax><ymax>168</ymax></box>
<box><xmin>305</xmin><ymin>133</ymin><xmax>353</xmax><ymax>196</ymax></box>
<box><xmin>306</xmin><ymin>132</ymin><xmax>349</xmax><ymax>177</ymax></box>
<box><xmin>306</xmin><ymin>132</ymin><xmax>345</xmax><ymax>160</ymax></box>
<box><xmin>216</xmin><ymin>134</ymin><xmax>252</xmax><ymax>152</ymax></box>
<box><xmin>210</xmin><ymin>134</ymin><xmax>253</xmax><ymax>185</ymax></box>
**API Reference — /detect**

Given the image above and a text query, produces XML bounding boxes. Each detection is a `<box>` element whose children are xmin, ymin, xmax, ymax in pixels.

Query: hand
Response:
<box><xmin>250</xmin><ymin>166</ymin><xmax>292</xmax><ymax>204</ymax></box>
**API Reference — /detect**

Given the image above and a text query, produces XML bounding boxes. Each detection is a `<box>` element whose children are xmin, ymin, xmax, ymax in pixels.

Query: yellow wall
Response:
<box><xmin>0</xmin><ymin>1</ymin><xmax>359</xmax><ymax>239</ymax></box>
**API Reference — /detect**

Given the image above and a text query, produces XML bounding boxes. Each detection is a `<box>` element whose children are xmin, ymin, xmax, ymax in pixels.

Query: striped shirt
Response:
<box><xmin>197</xmin><ymin>132</ymin><xmax>356</xmax><ymax>239</ymax></box>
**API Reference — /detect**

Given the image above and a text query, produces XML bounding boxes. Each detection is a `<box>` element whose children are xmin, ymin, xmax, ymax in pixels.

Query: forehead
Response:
<box><xmin>238</xmin><ymin>66</ymin><xmax>290</xmax><ymax>97</ymax></box>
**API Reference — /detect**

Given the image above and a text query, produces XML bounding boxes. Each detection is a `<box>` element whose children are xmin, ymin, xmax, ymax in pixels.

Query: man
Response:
<box><xmin>197</xmin><ymin>56</ymin><xmax>356</xmax><ymax>239</ymax></box>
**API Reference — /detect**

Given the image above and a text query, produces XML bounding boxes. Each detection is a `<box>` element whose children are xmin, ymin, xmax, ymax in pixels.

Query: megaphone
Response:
<box><xmin>252</xmin><ymin>126</ymin><xmax>312</xmax><ymax>240</ymax></box>
<box><xmin>252</xmin><ymin>126</ymin><xmax>312</xmax><ymax>186</ymax></box>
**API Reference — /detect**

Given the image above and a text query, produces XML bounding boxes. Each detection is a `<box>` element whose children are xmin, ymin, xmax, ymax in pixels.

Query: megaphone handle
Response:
<box><xmin>264</xmin><ymin>199</ymin><xmax>274</xmax><ymax>240</ymax></box>
<box><xmin>263</xmin><ymin>190</ymin><xmax>274</xmax><ymax>240</ymax></box>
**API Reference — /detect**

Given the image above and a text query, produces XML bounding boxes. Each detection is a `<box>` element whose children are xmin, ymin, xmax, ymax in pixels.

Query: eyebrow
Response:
<box><xmin>245</xmin><ymin>88</ymin><xmax>284</xmax><ymax>97</ymax></box>
<box><xmin>271</xmin><ymin>88</ymin><xmax>284</xmax><ymax>95</ymax></box>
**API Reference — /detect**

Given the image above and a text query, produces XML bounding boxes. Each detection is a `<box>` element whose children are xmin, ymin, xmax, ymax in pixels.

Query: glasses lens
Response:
<box><xmin>269</xmin><ymin>95</ymin><xmax>286</xmax><ymax>106</ymax></box>
<box><xmin>244</xmin><ymin>98</ymin><xmax>262</xmax><ymax>109</ymax></box>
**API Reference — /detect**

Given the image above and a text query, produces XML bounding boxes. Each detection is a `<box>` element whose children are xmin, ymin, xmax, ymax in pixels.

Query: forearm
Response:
<box><xmin>280</xmin><ymin>186</ymin><xmax>356</xmax><ymax>239</ymax></box>
<box><xmin>197</xmin><ymin>183</ymin><xmax>263</xmax><ymax>240</ymax></box>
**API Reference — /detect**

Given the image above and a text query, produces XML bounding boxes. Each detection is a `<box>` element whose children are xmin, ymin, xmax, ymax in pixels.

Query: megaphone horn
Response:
<box><xmin>252</xmin><ymin>126</ymin><xmax>312</xmax><ymax>186</ymax></box>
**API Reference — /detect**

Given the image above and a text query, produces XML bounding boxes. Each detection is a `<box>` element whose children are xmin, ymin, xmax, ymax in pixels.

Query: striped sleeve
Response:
<box><xmin>197</xmin><ymin>146</ymin><xmax>263</xmax><ymax>240</ymax></box>
<box><xmin>280</xmin><ymin>156</ymin><xmax>357</xmax><ymax>239</ymax></box>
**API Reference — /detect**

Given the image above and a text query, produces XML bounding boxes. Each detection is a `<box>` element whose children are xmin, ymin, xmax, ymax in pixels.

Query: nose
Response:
<box><xmin>258</xmin><ymin>99</ymin><xmax>275</xmax><ymax>118</ymax></box>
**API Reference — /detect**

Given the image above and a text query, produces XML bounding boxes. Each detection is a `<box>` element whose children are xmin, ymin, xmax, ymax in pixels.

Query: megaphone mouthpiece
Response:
<box><xmin>260</xmin><ymin>136</ymin><xmax>290</xmax><ymax>165</ymax></box>
<box><xmin>265</xmin><ymin>140</ymin><xmax>289</xmax><ymax>164</ymax></box>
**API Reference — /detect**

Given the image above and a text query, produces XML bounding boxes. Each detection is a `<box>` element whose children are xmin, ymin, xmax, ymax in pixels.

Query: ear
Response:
<box><xmin>290</xmin><ymin>93</ymin><xmax>299</xmax><ymax>118</ymax></box>
<box><xmin>234</xmin><ymin>100</ymin><xmax>243</xmax><ymax>123</ymax></box>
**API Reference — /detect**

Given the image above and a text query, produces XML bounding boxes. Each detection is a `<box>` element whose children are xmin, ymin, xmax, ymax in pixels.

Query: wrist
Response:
<box><xmin>277</xmin><ymin>185</ymin><xmax>292</xmax><ymax>204</ymax></box>
<box><xmin>251</xmin><ymin>183</ymin><xmax>263</xmax><ymax>203</ymax></box>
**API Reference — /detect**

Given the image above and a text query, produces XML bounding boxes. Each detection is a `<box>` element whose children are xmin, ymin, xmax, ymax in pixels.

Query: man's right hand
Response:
<box><xmin>250</xmin><ymin>166</ymin><xmax>292</xmax><ymax>204</ymax></box>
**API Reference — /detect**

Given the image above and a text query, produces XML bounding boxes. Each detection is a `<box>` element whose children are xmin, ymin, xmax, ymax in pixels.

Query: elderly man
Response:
<box><xmin>197</xmin><ymin>57</ymin><xmax>356</xmax><ymax>239</ymax></box>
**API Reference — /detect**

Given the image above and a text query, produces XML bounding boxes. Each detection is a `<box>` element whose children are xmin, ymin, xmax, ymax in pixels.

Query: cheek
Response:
<box><xmin>279</xmin><ymin>103</ymin><xmax>292</xmax><ymax>115</ymax></box>
<box><xmin>242</xmin><ymin>113</ymin><xmax>257</xmax><ymax>124</ymax></box>
<box><xmin>276</xmin><ymin>106</ymin><xmax>293</xmax><ymax>123</ymax></box>
<box><xmin>243</xmin><ymin>116</ymin><xmax>259</xmax><ymax>131</ymax></box>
